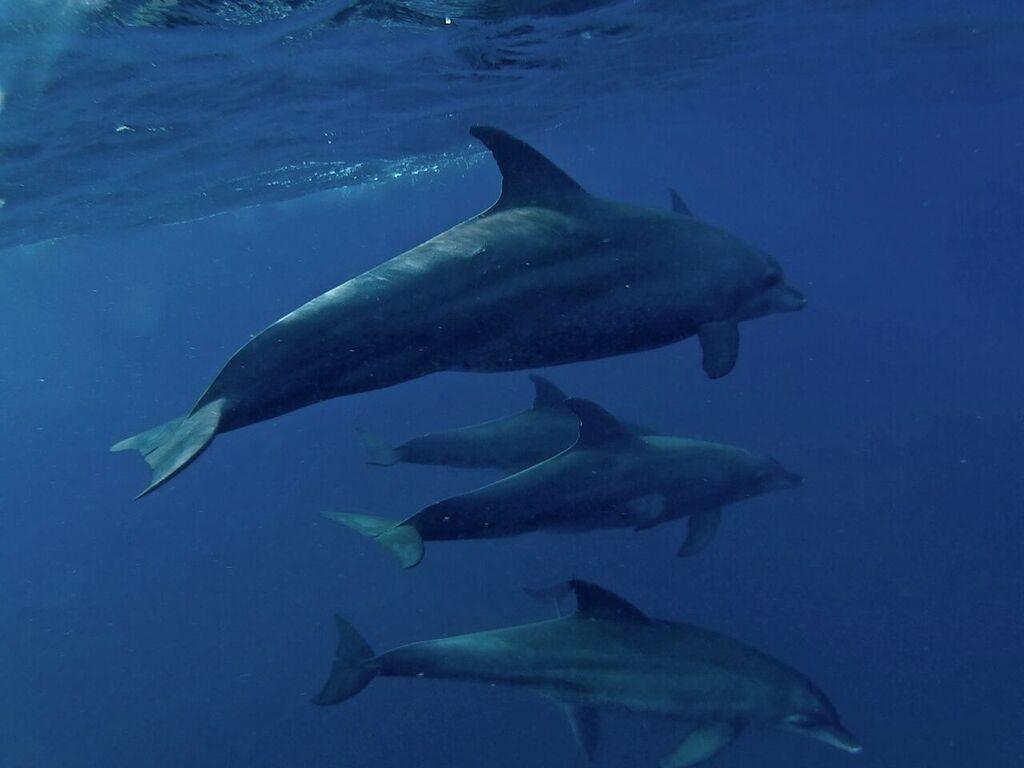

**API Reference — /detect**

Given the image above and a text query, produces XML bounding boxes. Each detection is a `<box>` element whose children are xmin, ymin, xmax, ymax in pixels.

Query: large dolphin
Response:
<box><xmin>112</xmin><ymin>126</ymin><xmax>805</xmax><ymax>498</ymax></box>
<box><xmin>313</xmin><ymin>579</ymin><xmax>861</xmax><ymax>766</ymax></box>
<box><xmin>358</xmin><ymin>374</ymin><xmax>651</xmax><ymax>473</ymax></box>
<box><xmin>322</xmin><ymin>398</ymin><xmax>802</xmax><ymax>567</ymax></box>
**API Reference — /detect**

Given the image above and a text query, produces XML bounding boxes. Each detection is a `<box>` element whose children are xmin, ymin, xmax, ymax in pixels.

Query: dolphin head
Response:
<box><xmin>783</xmin><ymin>680</ymin><xmax>862</xmax><ymax>754</ymax></box>
<box><xmin>732</xmin><ymin>251</ymin><xmax>806</xmax><ymax>321</ymax></box>
<box><xmin>682</xmin><ymin>446</ymin><xmax>802</xmax><ymax>504</ymax></box>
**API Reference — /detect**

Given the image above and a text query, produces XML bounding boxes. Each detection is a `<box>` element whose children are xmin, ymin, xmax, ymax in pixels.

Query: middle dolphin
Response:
<box><xmin>323</xmin><ymin>398</ymin><xmax>802</xmax><ymax>567</ymax></box>
<box><xmin>112</xmin><ymin>125</ymin><xmax>805</xmax><ymax>498</ymax></box>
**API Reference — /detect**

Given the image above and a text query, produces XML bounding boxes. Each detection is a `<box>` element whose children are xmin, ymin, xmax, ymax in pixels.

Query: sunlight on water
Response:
<box><xmin>0</xmin><ymin>0</ymin><xmax>109</xmax><ymax>99</ymax></box>
<box><xmin>0</xmin><ymin>2</ymin><xmax>1021</xmax><ymax>255</ymax></box>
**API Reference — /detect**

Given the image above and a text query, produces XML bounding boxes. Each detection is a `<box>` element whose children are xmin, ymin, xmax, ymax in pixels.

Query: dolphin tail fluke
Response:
<box><xmin>111</xmin><ymin>398</ymin><xmax>225</xmax><ymax>499</ymax></box>
<box><xmin>320</xmin><ymin>510</ymin><xmax>425</xmax><ymax>569</ymax></box>
<box><xmin>355</xmin><ymin>427</ymin><xmax>400</xmax><ymax>466</ymax></box>
<box><xmin>312</xmin><ymin>614</ymin><xmax>378</xmax><ymax>706</ymax></box>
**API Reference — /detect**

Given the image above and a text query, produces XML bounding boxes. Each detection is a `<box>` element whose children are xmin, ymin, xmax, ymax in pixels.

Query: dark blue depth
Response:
<box><xmin>0</xmin><ymin>3</ymin><xmax>1021</xmax><ymax>767</ymax></box>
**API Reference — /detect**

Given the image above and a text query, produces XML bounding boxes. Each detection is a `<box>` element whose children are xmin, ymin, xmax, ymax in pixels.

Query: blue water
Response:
<box><xmin>2</xmin><ymin>1</ymin><xmax>1022</xmax><ymax>766</ymax></box>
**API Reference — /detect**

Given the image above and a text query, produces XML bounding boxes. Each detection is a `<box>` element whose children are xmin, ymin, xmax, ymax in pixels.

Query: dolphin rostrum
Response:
<box><xmin>322</xmin><ymin>398</ymin><xmax>802</xmax><ymax>567</ymax></box>
<box><xmin>313</xmin><ymin>579</ymin><xmax>861</xmax><ymax>766</ymax></box>
<box><xmin>112</xmin><ymin>126</ymin><xmax>805</xmax><ymax>497</ymax></box>
<box><xmin>358</xmin><ymin>374</ymin><xmax>651</xmax><ymax>473</ymax></box>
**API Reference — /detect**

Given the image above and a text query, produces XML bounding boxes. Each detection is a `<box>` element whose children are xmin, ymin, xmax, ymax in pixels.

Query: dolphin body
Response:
<box><xmin>112</xmin><ymin>126</ymin><xmax>805</xmax><ymax>498</ymax></box>
<box><xmin>358</xmin><ymin>374</ymin><xmax>651</xmax><ymax>473</ymax></box>
<box><xmin>313</xmin><ymin>579</ymin><xmax>861</xmax><ymax>766</ymax></box>
<box><xmin>323</xmin><ymin>398</ymin><xmax>802</xmax><ymax>567</ymax></box>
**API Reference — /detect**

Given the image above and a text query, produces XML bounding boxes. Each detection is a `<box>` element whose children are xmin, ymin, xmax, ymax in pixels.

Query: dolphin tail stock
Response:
<box><xmin>312</xmin><ymin>614</ymin><xmax>378</xmax><ymax>706</ymax></box>
<box><xmin>355</xmin><ymin>427</ymin><xmax>400</xmax><ymax>466</ymax></box>
<box><xmin>110</xmin><ymin>398</ymin><xmax>225</xmax><ymax>499</ymax></box>
<box><xmin>320</xmin><ymin>510</ymin><xmax>425</xmax><ymax>569</ymax></box>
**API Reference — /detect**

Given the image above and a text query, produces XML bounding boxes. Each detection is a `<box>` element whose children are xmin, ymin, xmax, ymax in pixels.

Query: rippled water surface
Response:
<box><xmin>2</xmin><ymin>1</ymin><xmax>1020</xmax><ymax>251</ymax></box>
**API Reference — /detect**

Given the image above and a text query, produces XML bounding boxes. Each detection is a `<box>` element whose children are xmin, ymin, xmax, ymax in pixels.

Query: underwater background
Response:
<box><xmin>1</xmin><ymin>1</ymin><xmax>1022</xmax><ymax>766</ymax></box>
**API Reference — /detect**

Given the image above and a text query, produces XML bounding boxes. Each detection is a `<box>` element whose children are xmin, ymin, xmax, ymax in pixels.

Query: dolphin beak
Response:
<box><xmin>766</xmin><ymin>469</ymin><xmax>803</xmax><ymax>490</ymax></box>
<box><xmin>782</xmin><ymin>471</ymin><xmax>804</xmax><ymax>488</ymax></box>
<box><xmin>775</xmin><ymin>284</ymin><xmax>807</xmax><ymax>313</ymax></box>
<box><xmin>812</xmin><ymin>722</ymin><xmax>863</xmax><ymax>754</ymax></box>
<box><xmin>785</xmin><ymin>718</ymin><xmax>862</xmax><ymax>754</ymax></box>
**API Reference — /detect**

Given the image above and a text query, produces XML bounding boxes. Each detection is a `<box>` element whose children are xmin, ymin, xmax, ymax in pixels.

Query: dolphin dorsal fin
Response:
<box><xmin>668</xmin><ymin>187</ymin><xmax>693</xmax><ymax>217</ymax></box>
<box><xmin>528</xmin><ymin>374</ymin><xmax>568</xmax><ymax>409</ymax></box>
<box><xmin>564</xmin><ymin>397</ymin><xmax>637</xmax><ymax>448</ymax></box>
<box><xmin>470</xmin><ymin>125</ymin><xmax>587</xmax><ymax>210</ymax></box>
<box><xmin>570</xmin><ymin>579</ymin><xmax>649</xmax><ymax>623</ymax></box>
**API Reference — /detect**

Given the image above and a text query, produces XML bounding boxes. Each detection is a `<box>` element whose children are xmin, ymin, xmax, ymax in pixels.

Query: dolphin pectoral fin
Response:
<box><xmin>660</xmin><ymin>722</ymin><xmax>741</xmax><ymax>768</ymax></box>
<box><xmin>697</xmin><ymin>322</ymin><xmax>739</xmax><ymax>379</ymax></box>
<box><xmin>563</xmin><ymin>705</ymin><xmax>600</xmax><ymax>762</ymax></box>
<box><xmin>678</xmin><ymin>509</ymin><xmax>722</xmax><ymax>557</ymax></box>
<box><xmin>320</xmin><ymin>511</ymin><xmax>425</xmax><ymax>569</ymax></box>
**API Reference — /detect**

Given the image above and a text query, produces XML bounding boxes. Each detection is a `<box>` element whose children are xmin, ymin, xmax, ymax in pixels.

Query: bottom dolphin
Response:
<box><xmin>313</xmin><ymin>579</ymin><xmax>862</xmax><ymax>767</ymax></box>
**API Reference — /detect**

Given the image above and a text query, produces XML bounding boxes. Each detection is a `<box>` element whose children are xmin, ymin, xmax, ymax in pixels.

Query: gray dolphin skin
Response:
<box><xmin>112</xmin><ymin>125</ymin><xmax>805</xmax><ymax>498</ymax></box>
<box><xmin>313</xmin><ymin>579</ymin><xmax>861</xmax><ymax>766</ymax></box>
<box><xmin>358</xmin><ymin>374</ymin><xmax>651</xmax><ymax>473</ymax></box>
<box><xmin>322</xmin><ymin>398</ymin><xmax>802</xmax><ymax>567</ymax></box>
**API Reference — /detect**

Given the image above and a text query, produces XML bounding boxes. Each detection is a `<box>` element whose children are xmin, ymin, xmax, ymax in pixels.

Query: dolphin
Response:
<box><xmin>313</xmin><ymin>578</ymin><xmax>861</xmax><ymax>766</ymax></box>
<box><xmin>322</xmin><ymin>398</ymin><xmax>802</xmax><ymax>567</ymax></box>
<box><xmin>358</xmin><ymin>373</ymin><xmax>651</xmax><ymax>473</ymax></box>
<box><xmin>112</xmin><ymin>126</ymin><xmax>805</xmax><ymax>498</ymax></box>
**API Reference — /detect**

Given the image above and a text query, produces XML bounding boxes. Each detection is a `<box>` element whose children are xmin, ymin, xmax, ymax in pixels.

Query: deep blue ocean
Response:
<box><xmin>1</xmin><ymin>1</ymin><xmax>1022</xmax><ymax>766</ymax></box>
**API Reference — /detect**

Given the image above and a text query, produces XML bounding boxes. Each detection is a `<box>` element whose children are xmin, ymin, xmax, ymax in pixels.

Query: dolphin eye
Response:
<box><xmin>763</xmin><ymin>270</ymin><xmax>781</xmax><ymax>287</ymax></box>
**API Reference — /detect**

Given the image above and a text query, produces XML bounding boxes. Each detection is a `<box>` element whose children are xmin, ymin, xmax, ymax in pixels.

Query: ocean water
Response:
<box><xmin>1</xmin><ymin>1</ymin><xmax>1022</xmax><ymax>767</ymax></box>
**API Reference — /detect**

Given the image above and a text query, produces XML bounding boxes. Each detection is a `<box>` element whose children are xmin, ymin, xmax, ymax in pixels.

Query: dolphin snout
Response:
<box><xmin>776</xmin><ymin>284</ymin><xmax>807</xmax><ymax>313</ymax></box>
<box><xmin>785</xmin><ymin>715</ymin><xmax>862</xmax><ymax>754</ymax></box>
<box><xmin>782</xmin><ymin>470</ymin><xmax>803</xmax><ymax>488</ymax></box>
<box><xmin>817</xmin><ymin>722</ymin><xmax>863</xmax><ymax>754</ymax></box>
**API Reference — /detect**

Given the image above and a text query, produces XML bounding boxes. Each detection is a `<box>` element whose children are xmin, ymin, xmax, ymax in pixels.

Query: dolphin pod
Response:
<box><xmin>314</xmin><ymin>579</ymin><xmax>861</xmax><ymax>767</ymax></box>
<box><xmin>357</xmin><ymin>374</ymin><xmax>652</xmax><ymax>473</ymax></box>
<box><xmin>324</xmin><ymin>397</ymin><xmax>801</xmax><ymax>567</ymax></box>
<box><xmin>113</xmin><ymin>124</ymin><xmax>858</xmax><ymax>764</ymax></box>
<box><xmin>112</xmin><ymin>125</ymin><xmax>804</xmax><ymax>498</ymax></box>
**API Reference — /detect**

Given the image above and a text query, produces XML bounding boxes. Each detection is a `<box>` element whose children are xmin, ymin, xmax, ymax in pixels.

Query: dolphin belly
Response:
<box><xmin>410</xmin><ymin>495</ymin><xmax>557</xmax><ymax>541</ymax></box>
<box><xmin>550</xmin><ymin>664</ymin><xmax>780</xmax><ymax>723</ymax></box>
<box><xmin>374</xmin><ymin>624</ymin><xmax>785</xmax><ymax>727</ymax></box>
